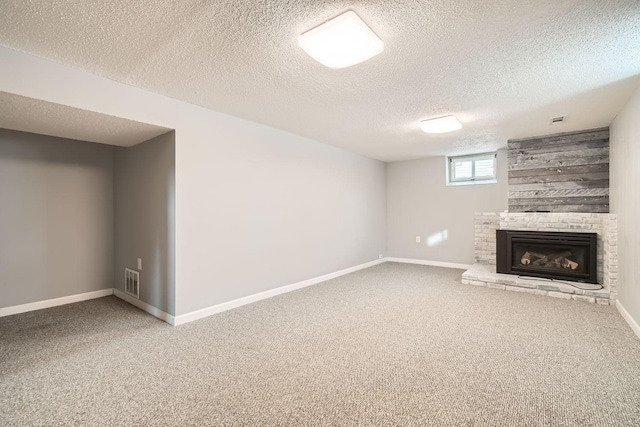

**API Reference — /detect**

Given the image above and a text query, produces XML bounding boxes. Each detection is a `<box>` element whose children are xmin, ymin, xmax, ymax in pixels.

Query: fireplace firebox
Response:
<box><xmin>496</xmin><ymin>230</ymin><xmax>598</xmax><ymax>284</ymax></box>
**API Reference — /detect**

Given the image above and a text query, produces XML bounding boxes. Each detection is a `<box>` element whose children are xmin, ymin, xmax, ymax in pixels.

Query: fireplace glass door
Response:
<box><xmin>512</xmin><ymin>240</ymin><xmax>587</xmax><ymax>275</ymax></box>
<box><xmin>496</xmin><ymin>230</ymin><xmax>597</xmax><ymax>283</ymax></box>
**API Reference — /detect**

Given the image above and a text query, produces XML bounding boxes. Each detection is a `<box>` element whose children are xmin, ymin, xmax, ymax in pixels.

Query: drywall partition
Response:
<box><xmin>175</xmin><ymin>112</ymin><xmax>386</xmax><ymax>315</ymax></box>
<box><xmin>114</xmin><ymin>131</ymin><xmax>176</xmax><ymax>315</ymax></box>
<box><xmin>386</xmin><ymin>150</ymin><xmax>508</xmax><ymax>265</ymax></box>
<box><xmin>610</xmin><ymin>84</ymin><xmax>640</xmax><ymax>335</ymax></box>
<box><xmin>508</xmin><ymin>128</ymin><xmax>609</xmax><ymax>213</ymax></box>
<box><xmin>0</xmin><ymin>129</ymin><xmax>114</xmax><ymax>308</ymax></box>
<box><xmin>0</xmin><ymin>47</ymin><xmax>387</xmax><ymax>318</ymax></box>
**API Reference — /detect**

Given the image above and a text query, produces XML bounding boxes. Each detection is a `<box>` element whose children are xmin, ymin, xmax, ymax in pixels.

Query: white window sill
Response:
<box><xmin>446</xmin><ymin>179</ymin><xmax>497</xmax><ymax>187</ymax></box>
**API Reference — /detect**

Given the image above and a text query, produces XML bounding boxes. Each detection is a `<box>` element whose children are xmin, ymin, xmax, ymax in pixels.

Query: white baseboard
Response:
<box><xmin>174</xmin><ymin>258</ymin><xmax>386</xmax><ymax>326</ymax></box>
<box><xmin>0</xmin><ymin>288</ymin><xmax>114</xmax><ymax>317</ymax></box>
<box><xmin>113</xmin><ymin>289</ymin><xmax>175</xmax><ymax>325</ymax></box>
<box><xmin>616</xmin><ymin>300</ymin><xmax>640</xmax><ymax>341</ymax></box>
<box><xmin>386</xmin><ymin>257</ymin><xmax>472</xmax><ymax>270</ymax></box>
<box><xmin>0</xmin><ymin>258</ymin><xmax>468</xmax><ymax>325</ymax></box>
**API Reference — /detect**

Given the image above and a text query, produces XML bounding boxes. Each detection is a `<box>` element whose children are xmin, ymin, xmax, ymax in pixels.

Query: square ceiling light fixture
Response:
<box><xmin>298</xmin><ymin>11</ymin><xmax>384</xmax><ymax>69</ymax></box>
<box><xmin>420</xmin><ymin>115</ymin><xmax>463</xmax><ymax>133</ymax></box>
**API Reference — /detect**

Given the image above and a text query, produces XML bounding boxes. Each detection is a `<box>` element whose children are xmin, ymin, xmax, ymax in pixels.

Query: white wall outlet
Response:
<box><xmin>137</xmin><ymin>258</ymin><xmax>142</xmax><ymax>270</ymax></box>
<box><xmin>415</xmin><ymin>236</ymin><xmax>421</xmax><ymax>243</ymax></box>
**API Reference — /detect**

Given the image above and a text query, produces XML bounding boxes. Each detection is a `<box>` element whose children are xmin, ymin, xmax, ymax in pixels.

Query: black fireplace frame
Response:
<box><xmin>496</xmin><ymin>230</ymin><xmax>598</xmax><ymax>284</ymax></box>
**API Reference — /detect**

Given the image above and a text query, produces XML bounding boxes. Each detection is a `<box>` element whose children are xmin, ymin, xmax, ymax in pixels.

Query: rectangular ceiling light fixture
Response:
<box><xmin>420</xmin><ymin>115</ymin><xmax>463</xmax><ymax>133</ymax></box>
<box><xmin>298</xmin><ymin>11</ymin><xmax>384</xmax><ymax>69</ymax></box>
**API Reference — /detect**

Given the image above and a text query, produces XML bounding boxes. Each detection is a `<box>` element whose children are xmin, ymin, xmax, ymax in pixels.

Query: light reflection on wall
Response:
<box><xmin>427</xmin><ymin>230</ymin><xmax>449</xmax><ymax>247</ymax></box>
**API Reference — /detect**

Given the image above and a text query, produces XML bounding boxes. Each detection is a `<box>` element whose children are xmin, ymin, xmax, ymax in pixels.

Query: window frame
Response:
<box><xmin>446</xmin><ymin>152</ymin><xmax>497</xmax><ymax>186</ymax></box>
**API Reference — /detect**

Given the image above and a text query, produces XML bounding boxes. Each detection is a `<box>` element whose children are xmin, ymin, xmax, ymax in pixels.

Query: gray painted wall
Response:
<box><xmin>176</xmin><ymin>118</ymin><xmax>388</xmax><ymax>315</ymax></box>
<box><xmin>0</xmin><ymin>48</ymin><xmax>388</xmax><ymax>317</ymax></box>
<box><xmin>610</xmin><ymin>85</ymin><xmax>640</xmax><ymax>329</ymax></box>
<box><xmin>0</xmin><ymin>129</ymin><xmax>114</xmax><ymax>308</ymax></box>
<box><xmin>386</xmin><ymin>150</ymin><xmax>508</xmax><ymax>265</ymax></box>
<box><xmin>508</xmin><ymin>128</ymin><xmax>609</xmax><ymax>213</ymax></box>
<box><xmin>114</xmin><ymin>131</ymin><xmax>175</xmax><ymax>315</ymax></box>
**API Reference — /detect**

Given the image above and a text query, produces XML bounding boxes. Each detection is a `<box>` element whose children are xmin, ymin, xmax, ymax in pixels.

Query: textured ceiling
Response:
<box><xmin>0</xmin><ymin>92</ymin><xmax>170</xmax><ymax>146</ymax></box>
<box><xmin>1</xmin><ymin>0</ymin><xmax>639</xmax><ymax>161</ymax></box>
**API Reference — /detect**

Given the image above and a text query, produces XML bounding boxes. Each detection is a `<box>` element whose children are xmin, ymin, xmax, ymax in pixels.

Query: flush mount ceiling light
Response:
<box><xmin>419</xmin><ymin>115</ymin><xmax>462</xmax><ymax>133</ymax></box>
<box><xmin>298</xmin><ymin>11</ymin><xmax>384</xmax><ymax>69</ymax></box>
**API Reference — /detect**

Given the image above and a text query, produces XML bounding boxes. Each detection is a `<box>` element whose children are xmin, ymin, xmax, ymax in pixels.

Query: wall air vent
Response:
<box><xmin>124</xmin><ymin>268</ymin><xmax>140</xmax><ymax>299</ymax></box>
<box><xmin>550</xmin><ymin>115</ymin><xmax>566</xmax><ymax>125</ymax></box>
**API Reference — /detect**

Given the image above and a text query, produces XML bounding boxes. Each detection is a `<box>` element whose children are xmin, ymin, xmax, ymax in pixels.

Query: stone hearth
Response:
<box><xmin>463</xmin><ymin>212</ymin><xmax>618</xmax><ymax>305</ymax></box>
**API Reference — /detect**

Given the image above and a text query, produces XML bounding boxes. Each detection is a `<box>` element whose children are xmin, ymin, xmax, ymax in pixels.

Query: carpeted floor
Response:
<box><xmin>1</xmin><ymin>262</ymin><xmax>639</xmax><ymax>426</ymax></box>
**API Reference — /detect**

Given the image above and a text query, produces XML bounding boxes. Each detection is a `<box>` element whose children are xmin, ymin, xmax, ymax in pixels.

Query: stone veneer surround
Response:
<box><xmin>466</xmin><ymin>212</ymin><xmax>618</xmax><ymax>304</ymax></box>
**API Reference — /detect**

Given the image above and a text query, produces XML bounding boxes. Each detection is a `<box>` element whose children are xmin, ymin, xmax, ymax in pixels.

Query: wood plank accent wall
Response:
<box><xmin>508</xmin><ymin>127</ymin><xmax>609</xmax><ymax>213</ymax></box>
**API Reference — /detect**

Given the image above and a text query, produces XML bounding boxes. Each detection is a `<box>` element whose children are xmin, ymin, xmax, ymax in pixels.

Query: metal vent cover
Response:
<box><xmin>124</xmin><ymin>268</ymin><xmax>140</xmax><ymax>299</ymax></box>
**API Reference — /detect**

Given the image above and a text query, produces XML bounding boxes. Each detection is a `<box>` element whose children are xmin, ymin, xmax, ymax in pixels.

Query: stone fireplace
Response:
<box><xmin>462</xmin><ymin>212</ymin><xmax>617</xmax><ymax>304</ymax></box>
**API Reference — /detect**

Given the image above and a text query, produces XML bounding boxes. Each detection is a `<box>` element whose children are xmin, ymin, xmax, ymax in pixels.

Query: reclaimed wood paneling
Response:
<box><xmin>508</xmin><ymin>180</ymin><xmax>609</xmax><ymax>192</ymax></box>
<box><xmin>507</xmin><ymin>138</ymin><xmax>609</xmax><ymax>156</ymax></box>
<box><xmin>508</xmin><ymin>188</ymin><xmax>609</xmax><ymax>199</ymax></box>
<box><xmin>508</xmin><ymin>171</ymin><xmax>609</xmax><ymax>185</ymax></box>
<box><xmin>508</xmin><ymin>127</ymin><xmax>609</xmax><ymax>213</ymax></box>
<box><xmin>507</xmin><ymin>128</ymin><xmax>609</xmax><ymax>149</ymax></box>
<box><xmin>508</xmin><ymin>163</ymin><xmax>608</xmax><ymax>178</ymax></box>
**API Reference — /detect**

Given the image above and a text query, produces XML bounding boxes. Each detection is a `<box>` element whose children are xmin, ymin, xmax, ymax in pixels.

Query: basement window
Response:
<box><xmin>446</xmin><ymin>152</ymin><xmax>497</xmax><ymax>186</ymax></box>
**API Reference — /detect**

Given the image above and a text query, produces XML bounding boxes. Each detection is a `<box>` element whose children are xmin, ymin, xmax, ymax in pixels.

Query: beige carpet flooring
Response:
<box><xmin>1</xmin><ymin>262</ymin><xmax>639</xmax><ymax>426</ymax></box>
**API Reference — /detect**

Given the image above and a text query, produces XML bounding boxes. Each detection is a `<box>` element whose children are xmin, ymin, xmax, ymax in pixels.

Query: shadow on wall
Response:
<box><xmin>114</xmin><ymin>130</ymin><xmax>176</xmax><ymax>316</ymax></box>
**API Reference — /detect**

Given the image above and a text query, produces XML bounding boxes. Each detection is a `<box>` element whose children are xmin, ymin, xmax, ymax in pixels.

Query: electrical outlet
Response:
<box><xmin>415</xmin><ymin>236</ymin><xmax>421</xmax><ymax>243</ymax></box>
<box><xmin>137</xmin><ymin>258</ymin><xmax>142</xmax><ymax>270</ymax></box>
